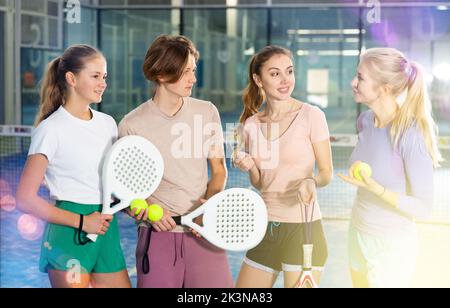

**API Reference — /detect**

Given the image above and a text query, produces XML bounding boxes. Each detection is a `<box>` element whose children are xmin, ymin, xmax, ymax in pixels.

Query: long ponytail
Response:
<box><xmin>35</xmin><ymin>57</ymin><xmax>66</xmax><ymax>126</ymax></box>
<box><xmin>361</xmin><ymin>48</ymin><xmax>442</xmax><ymax>167</ymax></box>
<box><xmin>35</xmin><ymin>44</ymin><xmax>103</xmax><ymax>126</ymax></box>
<box><xmin>391</xmin><ymin>61</ymin><xmax>443</xmax><ymax>166</ymax></box>
<box><xmin>240</xmin><ymin>56</ymin><xmax>265</xmax><ymax>124</ymax></box>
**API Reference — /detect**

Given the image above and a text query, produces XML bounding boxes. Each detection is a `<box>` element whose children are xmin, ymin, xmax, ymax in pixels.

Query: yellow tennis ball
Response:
<box><xmin>130</xmin><ymin>199</ymin><xmax>148</xmax><ymax>215</ymax></box>
<box><xmin>148</xmin><ymin>204</ymin><xmax>164</xmax><ymax>222</ymax></box>
<box><xmin>353</xmin><ymin>162</ymin><xmax>372</xmax><ymax>181</ymax></box>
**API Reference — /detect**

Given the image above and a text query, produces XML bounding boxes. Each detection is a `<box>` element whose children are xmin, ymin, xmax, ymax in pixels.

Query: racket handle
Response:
<box><xmin>87</xmin><ymin>233</ymin><xmax>98</xmax><ymax>242</ymax></box>
<box><xmin>172</xmin><ymin>216</ymin><xmax>181</xmax><ymax>225</ymax></box>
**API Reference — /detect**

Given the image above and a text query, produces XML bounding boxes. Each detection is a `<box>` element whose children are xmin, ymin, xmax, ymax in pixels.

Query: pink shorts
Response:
<box><xmin>136</xmin><ymin>226</ymin><xmax>234</xmax><ymax>288</ymax></box>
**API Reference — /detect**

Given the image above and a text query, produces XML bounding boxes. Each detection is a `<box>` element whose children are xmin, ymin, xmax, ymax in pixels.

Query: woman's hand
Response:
<box><xmin>233</xmin><ymin>151</ymin><xmax>255</xmax><ymax>172</ymax></box>
<box><xmin>127</xmin><ymin>205</ymin><xmax>176</xmax><ymax>232</ymax></box>
<box><xmin>83</xmin><ymin>212</ymin><xmax>113</xmax><ymax>235</ymax></box>
<box><xmin>297</xmin><ymin>178</ymin><xmax>317</xmax><ymax>206</ymax></box>
<box><xmin>337</xmin><ymin>160</ymin><xmax>384</xmax><ymax>195</ymax></box>
<box><xmin>126</xmin><ymin>205</ymin><xmax>149</xmax><ymax>222</ymax></box>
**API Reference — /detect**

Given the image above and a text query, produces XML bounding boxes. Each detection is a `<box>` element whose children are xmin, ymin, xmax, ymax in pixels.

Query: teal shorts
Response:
<box><xmin>39</xmin><ymin>200</ymin><xmax>127</xmax><ymax>274</ymax></box>
<box><xmin>348</xmin><ymin>224</ymin><xmax>418</xmax><ymax>288</ymax></box>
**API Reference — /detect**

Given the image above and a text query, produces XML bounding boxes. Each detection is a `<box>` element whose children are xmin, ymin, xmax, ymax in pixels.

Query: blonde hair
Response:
<box><xmin>361</xmin><ymin>48</ymin><xmax>442</xmax><ymax>167</ymax></box>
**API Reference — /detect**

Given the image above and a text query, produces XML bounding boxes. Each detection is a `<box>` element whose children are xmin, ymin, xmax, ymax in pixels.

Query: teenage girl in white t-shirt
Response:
<box><xmin>16</xmin><ymin>45</ymin><xmax>130</xmax><ymax>288</ymax></box>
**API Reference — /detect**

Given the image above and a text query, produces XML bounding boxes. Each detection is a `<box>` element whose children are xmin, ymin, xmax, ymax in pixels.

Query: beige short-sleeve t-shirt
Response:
<box><xmin>118</xmin><ymin>97</ymin><xmax>224</xmax><ymax>217</ymax></box>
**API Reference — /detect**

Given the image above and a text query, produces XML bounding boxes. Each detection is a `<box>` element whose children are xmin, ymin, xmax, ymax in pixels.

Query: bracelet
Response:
<box><xmin>79</xmin><ymin>214</ymin><xmax>84</xmax><ymax>231</ymax></box>
<box><xmin>302</xmin><ymin>177</ymin><xmax>317</xmax><ymax>187</ymax></box>
<box><xmin>77</xmin><ymin>214</ymin><xmax>89</xmax><ymax>246</ymax></box>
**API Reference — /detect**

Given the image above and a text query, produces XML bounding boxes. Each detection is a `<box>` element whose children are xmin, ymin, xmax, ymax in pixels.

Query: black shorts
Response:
<box><xmin>245</xmin><ymin>220</ymin><xmax>328</xmax><ymax>273</ymax></box>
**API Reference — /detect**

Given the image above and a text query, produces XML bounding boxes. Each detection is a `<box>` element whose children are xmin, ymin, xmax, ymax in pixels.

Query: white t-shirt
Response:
<box><xmin>28</xmin><ymin>106</ymin><xmax>118</xmax><ymax>204</ymax></box>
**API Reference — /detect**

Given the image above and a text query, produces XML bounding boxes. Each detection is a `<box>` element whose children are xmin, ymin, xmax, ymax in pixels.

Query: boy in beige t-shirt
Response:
<box><xmin>120</xmin><ymin>35</ymin><xmax>233</xmax><ymax>288</ymax></box>
<box><xmin>119</xmin><ymin>96</ymin><xmax>224</xmax><ymax>217</ymax></box>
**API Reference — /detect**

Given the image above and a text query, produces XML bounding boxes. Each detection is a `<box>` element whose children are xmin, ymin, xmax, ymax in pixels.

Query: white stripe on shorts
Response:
<box><xmin>243</xmin><ymin>257</ymin><xmax>280</xmax><ymax>275</ymax></box>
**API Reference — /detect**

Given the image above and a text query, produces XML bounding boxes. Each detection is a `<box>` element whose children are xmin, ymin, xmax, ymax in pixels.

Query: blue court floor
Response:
<box><xmin>1</xmin><ymin>209</ymin><xmax>449</xmax><ymax>288</ymax></box>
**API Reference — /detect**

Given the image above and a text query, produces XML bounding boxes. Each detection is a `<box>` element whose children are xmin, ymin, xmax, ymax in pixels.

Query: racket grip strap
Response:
<box><xmin>172</xmin><ymin>216</ymin><xmax>182</xmax><ymax>225</ymax></box>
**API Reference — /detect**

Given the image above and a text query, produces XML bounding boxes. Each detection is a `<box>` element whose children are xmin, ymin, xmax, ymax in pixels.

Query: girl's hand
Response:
<box><xmin>338</xmin><ymin>160</ymin><xmax>383</xmax><ymax>195</ymax></box>
<box><xmin>233</xmin><ymin>151</ymin><xmax>255</xmax><ymax>172</ymax></box>
<box><xmin>297</xmin><ymin>178</ymin><xmax>317</xmax><ymax>206</ymax></box>
<box><xmin>83</xmin><ymin>212</ymin><xmax>113</xmax><ymax>235</ymax></box>
<box><xmin>126</xmin><ymin>206</ymin><xmax>149</xmax><ymax>222</ymax></box>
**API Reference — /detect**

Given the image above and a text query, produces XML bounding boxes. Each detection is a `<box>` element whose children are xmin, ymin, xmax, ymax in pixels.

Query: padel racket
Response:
<box><xmin>87</xmin><ymin>135</ymin><xmax>164</xmax><ymax>242</ymax></box>
<box><xmin>172</xmin><ymin>188</ymin><xmax>268</xmax><ymax>251</ymax></box>
<box><xmin>295</xmin><ymin>201</ymin><xmax>318</xmax><ymax>288</ymax></box>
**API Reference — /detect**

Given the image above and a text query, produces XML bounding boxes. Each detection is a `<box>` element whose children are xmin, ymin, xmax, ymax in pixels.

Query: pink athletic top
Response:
<box><xmin>243</xmin><ymin>103</ymin><xmax>330</xmax><ymax>223</ymax></box>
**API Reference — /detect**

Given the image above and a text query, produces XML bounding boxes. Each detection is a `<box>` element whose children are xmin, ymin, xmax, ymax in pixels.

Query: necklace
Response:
<box><xmin>153</xmin><ymin>97</ymin><xmax>184</xmax><ymax>117</ymax></box>
<box><xmin>266</xmin><ymin>103</ymin><xmax>299</xmax><ymax>140</ymax></box>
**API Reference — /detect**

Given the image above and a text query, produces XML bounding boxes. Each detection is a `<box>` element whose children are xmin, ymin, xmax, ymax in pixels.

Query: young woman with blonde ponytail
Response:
<box><xmin>234</xmin><ymin>46</ymin><xmax>333</xmax><ymax>288</ymax></box>
<box><xmin>339</xmin><ymin>48</ymin><xmax>442</xmax><ymax>288</ymax></box>
<box><xmin>16</xmin><ymin>45</ymin><xmax>130</xmax><ymax>288</ymax></box>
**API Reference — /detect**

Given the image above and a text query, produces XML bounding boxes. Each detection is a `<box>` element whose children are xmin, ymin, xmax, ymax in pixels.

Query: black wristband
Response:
<box><xmin>77</xmin><ymin>214</ymin><xmax>89</xmax><ymax>246</ymax></box>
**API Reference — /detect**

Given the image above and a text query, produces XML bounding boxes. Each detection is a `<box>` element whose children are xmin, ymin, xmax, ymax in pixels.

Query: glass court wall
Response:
<box><xmin>2</xmin><ymin>0</ymin><xmax>450</xmax><ymax>136</ymax></box>
<box><xmin>1</xmin><ymin>2</ymin><xmax>449</xmax><ymax>289</ymax></box>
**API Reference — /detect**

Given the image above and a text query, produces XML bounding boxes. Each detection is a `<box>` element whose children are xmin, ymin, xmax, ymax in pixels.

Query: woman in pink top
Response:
<box><xmin>234</xmin><ymin>46</ymin><xmax>333</xmax><ymax>288</ymax></box>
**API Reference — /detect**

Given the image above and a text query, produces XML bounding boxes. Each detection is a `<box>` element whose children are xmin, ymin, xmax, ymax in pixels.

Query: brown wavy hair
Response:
<box><xmin>239</xmin><ymin>45</ymin><xmax>292</xmax><ymax>124</ymax></box>
<box><xmin>142</xmin><ymin>35</ymin><xmax>199</xmax><ymax>84</ymax></box>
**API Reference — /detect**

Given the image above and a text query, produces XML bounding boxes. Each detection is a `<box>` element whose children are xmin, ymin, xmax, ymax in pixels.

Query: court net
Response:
<box><xmin>1</xmin><ymin>125</ymin><xmax>449</xmax><ymax>224</ymax></box>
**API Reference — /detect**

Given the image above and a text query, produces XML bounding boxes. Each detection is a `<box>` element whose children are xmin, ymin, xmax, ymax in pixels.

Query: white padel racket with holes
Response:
<box><xmin>87</xmin><ymin>135</ymin><xmax>164</xmax><ymax>242</ymax></box>
<box><xmin>172</xmin><ymin>188</ymin><xmax>268</xmax><ymax>251</ymax></box>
